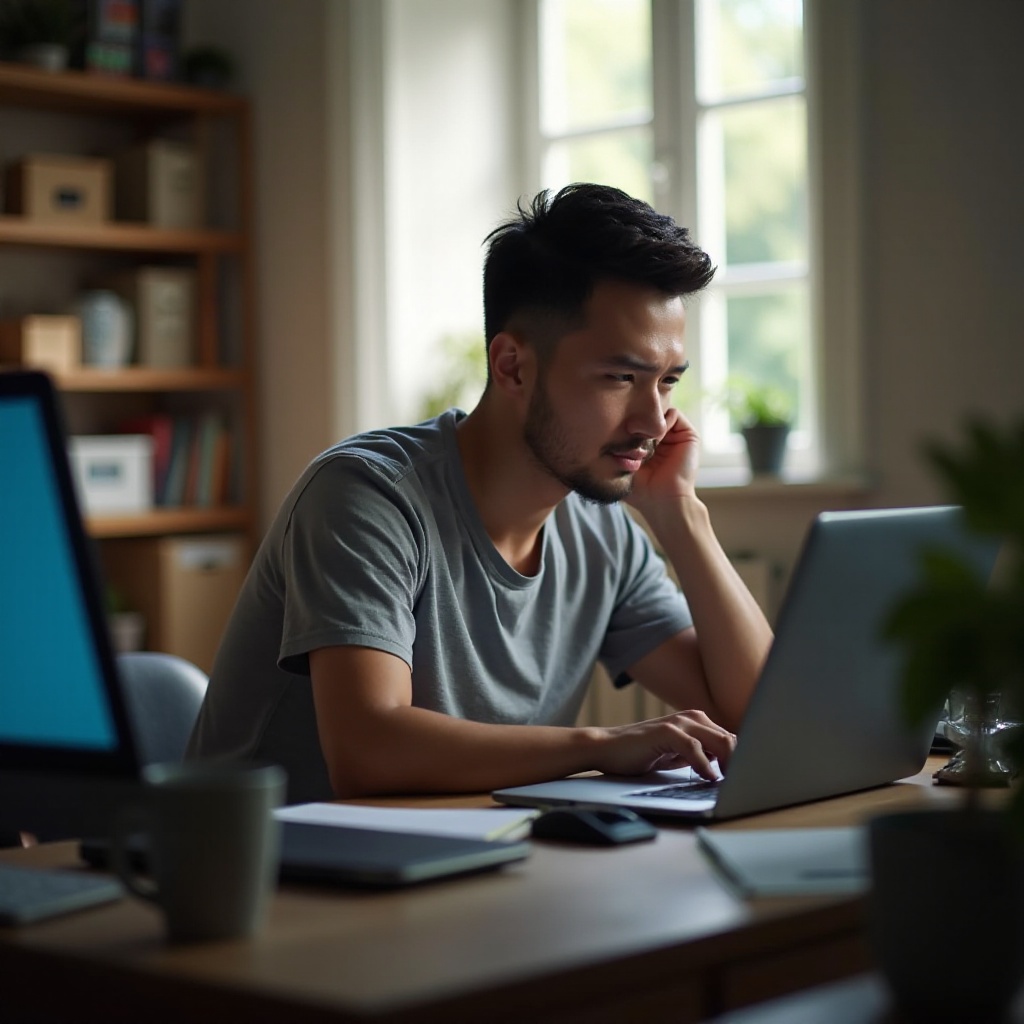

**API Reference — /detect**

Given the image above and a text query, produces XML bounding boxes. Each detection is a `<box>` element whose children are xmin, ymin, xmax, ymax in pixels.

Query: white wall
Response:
<box><xmin>385</xmin><ymin>0</ymin><xmax>519</xmax><ymax>423</ymax></box>
<box><xmin>186</xmin><ymin>0</ymin><xmax>1024</xmax><ymax>589</ymax></box>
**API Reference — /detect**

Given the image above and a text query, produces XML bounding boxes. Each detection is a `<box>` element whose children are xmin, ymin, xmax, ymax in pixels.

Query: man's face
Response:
<box><xmin>522</xmin><ymin>280</ymin><xmax>688</xmax><ymax>504</ymax></box>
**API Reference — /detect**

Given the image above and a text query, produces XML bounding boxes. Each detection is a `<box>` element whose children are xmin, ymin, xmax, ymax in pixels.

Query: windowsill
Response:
<box><xmin>695</xmin><ymin>466</ymin><xmax>874</xmax><ymax>498</ymax></box>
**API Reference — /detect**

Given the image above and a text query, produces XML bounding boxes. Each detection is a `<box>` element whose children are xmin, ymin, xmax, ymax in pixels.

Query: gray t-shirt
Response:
<box><xmin>187</xmin><ymin>410</ymin><xmax>692</xmax><ymax>802</ymax></box>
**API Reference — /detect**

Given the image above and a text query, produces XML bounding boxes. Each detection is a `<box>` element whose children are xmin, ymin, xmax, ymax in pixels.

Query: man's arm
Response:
<box><xmin>309</xmin><ymin>645</ymin><xmax>737</xmax><ymax>797</ymax></box>
<box><xmin>625</xmin><ymin>412</ymin><xmax>774</xmax><ymax>731</ymax></box>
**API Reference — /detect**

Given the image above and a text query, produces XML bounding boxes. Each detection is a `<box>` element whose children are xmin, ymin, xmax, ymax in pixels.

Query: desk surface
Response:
<box><xmin>0</xmin><ymin>758</ymin><xmax>960</xmax><ymax>1024</ymax></box>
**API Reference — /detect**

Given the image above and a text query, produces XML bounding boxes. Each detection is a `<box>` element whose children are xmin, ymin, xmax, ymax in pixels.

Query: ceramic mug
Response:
<box><xmin>110</xmin><ymin>761</ymin><xmax>286</xmax><ymax>943</ymax></box>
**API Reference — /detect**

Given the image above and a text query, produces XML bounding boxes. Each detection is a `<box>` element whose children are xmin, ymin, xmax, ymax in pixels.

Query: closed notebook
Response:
<box><xmin>695</xmin><ymin>826</ymin><xmax>868</xmax><ymax>898</ymax></box>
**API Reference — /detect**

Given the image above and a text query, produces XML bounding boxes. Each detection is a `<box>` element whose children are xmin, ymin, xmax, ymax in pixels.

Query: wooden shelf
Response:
<box><xmin>57</xmin><ymin>366</ymin><xmax>249</xmax><ymax>392</ymax></box>
<box><xmin>3</xmin><ymin>61</ymin><xmax>259</xmax><ymax>654</ymax></box>
<box><xmin>0</xmin><ymin>215</ymin><xmax>244</xmax><ymax>253</ymax></box>
<box><xmin>0</xmin><ymin>61</ymin><xmax>246</xmax><ymax>116</ymax></box>
<box><xmin>86</xmin><ymin>505</ymin><xmax>252</xmax><ymax>539</ymax></box>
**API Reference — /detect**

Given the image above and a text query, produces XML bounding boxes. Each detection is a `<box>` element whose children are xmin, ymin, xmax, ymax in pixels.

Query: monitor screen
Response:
<box><xmin>0</xmin><ymin>372</ymin><xmax>139</xmax><ymax>840</ymax></box>
<box><xmin>1</xmin><ymin>396</ymin><xmax>119</xmax><ymax>751</ymax></box>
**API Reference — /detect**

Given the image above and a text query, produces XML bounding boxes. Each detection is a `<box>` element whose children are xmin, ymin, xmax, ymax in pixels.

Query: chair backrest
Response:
<box><xmin>116</xmin><ymin>652</ymin><xmax>208</xmax><ymax>766</ymax></box>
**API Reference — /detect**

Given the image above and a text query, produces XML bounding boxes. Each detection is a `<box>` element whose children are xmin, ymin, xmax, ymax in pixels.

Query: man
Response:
<box><xmin>187</xmin><ymin>183</ymin><xmax>773</xmax><ymax>802</ymax></box>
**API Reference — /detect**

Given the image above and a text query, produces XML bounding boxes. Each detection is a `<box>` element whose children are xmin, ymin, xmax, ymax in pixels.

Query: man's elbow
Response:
<box><xmin>322</xmin><ymin>748</ymin><xmax>400</xmax><ymax>800</ymax></box>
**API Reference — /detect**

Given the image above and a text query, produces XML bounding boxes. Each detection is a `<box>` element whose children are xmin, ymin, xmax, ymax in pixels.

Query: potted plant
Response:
<box><xmin>0</xmin><ymin>0</ymin><xmax>74</xmax><ymax>71</ymax></box>
<box><xmin>719</xmin><ymin>375</ymin><xmax>794</xmax><ymax>476</ymax></box>
<box><xmin>872</xmin><ymin>417</ymin><xmax>1024</xmax><ymax>1021</ymax></box>
<box><xmin>182</xmin><ymin>45</ymin><xmax>235</xmax><ymax>90</ymax></box>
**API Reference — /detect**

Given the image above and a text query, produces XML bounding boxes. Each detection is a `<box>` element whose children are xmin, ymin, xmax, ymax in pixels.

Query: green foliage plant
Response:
<box><xmin>718</xmin><ymin>374</ymin><xmax>794</xmax><ymax>429</ymax></box>
<box><xmin>419</xmin><ymin>332</ymin><xmax>488</xmax><ymax>420</ymax></box>
<box><xmin>884</xmin><ymin>418</ymin><xmax>1024</xmax><ymax>820</ymax></box>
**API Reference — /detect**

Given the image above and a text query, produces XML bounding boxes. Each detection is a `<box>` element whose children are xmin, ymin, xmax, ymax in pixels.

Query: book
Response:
<box><xmin>118</xmin><ymin>412</ymin><xmax>173</xmax><ymax>504</ymax></box>
<box><xmin>274</xmin><ymin>804</ymin><xmax>539</xmax><ymax>843</ymax></box>
<box><xmin>209</xmin><ymin>424</ymin><xmax>231</xmax><ymax>505</ymax></box>
<box><xmin>137</xmin><ymin>0</ymin><xmax>182</xmax><ymax>81</ymax></box>
<box><xmin>193</xmin><ymin>411</ymin><xmax>223</xmax><ymax>507</ymax></box>
<box><xmin>162</xmin><ymin>415</ymin><xmax>192</xmax><ymax>507</ymax></box>
<box><xmin>696</xmin><ymin>826</ymin><xmax>869</xmax><ymax>898</ymax></box>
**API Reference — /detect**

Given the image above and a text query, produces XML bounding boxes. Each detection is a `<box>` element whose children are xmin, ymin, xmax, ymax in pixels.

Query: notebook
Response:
<box><xmin>493</xmin><ymin>505</ymin><xmax>1001</xmax><ymax>821</ymax></box>
<box><xmin>695</xmin><ymin>827</ymin><xmax>868</xmax><ymax>898</ymax></box>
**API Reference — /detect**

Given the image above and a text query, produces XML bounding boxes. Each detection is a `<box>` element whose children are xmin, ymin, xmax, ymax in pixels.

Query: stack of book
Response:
<box><xmin>119</xmin><ymin>412</ymin><xmax>231</xmax><ymax>508</ymax></box>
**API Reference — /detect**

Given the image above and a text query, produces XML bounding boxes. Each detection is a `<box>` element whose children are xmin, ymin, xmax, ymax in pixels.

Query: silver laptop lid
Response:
<box><xmin>494</xmin><ymin>505</ymin><xmax>1001</xmax><ymax>820</ymax></box>
<box><xmin>713</xmin><ymin>505</ymin><xmax>998</xmax><ymax>818</ymax></box>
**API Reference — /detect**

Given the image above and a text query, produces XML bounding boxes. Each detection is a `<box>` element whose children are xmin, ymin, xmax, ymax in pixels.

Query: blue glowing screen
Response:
<box><xmin>0</xmin><ymin>397</ymin><xmax>118</xmax><ymax>749</ymax></box>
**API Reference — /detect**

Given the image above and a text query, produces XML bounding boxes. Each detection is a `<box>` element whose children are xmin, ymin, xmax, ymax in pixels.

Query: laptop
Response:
<box><xmin>0</xmin><ymin>370</ymin><xmax>529</xmax><ymax>890</ymax></box>
<box><xmin>493</xmin><ymin>505</ymin><xmax>1002</xmax><ymax>821</ymax></box>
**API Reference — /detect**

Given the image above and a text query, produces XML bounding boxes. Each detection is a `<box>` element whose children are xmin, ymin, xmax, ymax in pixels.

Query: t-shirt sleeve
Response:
<box><xmin>276</xmin><ymin>457</ymin><xmax>424</xmax><ymax>675</ymax></box>
<box><xmin>598</xmin><ymin>509</ymin><xmax>693</xmax><ymax>680</ymax></box>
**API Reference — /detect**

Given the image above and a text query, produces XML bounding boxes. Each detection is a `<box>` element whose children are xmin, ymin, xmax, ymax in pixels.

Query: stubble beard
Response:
<box><xmin>523</xmin><ymin>380</ymin><xmax>652</xmax><ymax>506</ymax></box>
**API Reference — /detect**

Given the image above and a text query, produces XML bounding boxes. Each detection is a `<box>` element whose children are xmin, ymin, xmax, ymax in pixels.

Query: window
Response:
<box><xmin>531</xmin><ymin>0</ymin><xmax>815</xmax><ymax>474</ymax></box>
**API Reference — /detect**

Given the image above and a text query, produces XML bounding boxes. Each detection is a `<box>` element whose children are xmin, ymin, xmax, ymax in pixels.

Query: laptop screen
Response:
<box><xmin>0</xmin><ymin>394</ymin><xmax>119</xmax><ymax>750</ymax></box>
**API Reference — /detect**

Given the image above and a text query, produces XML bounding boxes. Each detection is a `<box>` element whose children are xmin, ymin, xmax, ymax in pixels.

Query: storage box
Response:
<box><xmin>4</xmin><ymin>154</ymin><xmax>112</xmax><ymax>224</ymax></box>
<box><xmin>68</xmin><ymin>434</ymin><xmax>154</xmax><ymax>514</ymax></box>
<box><xmin>109</xmin><ymin>267</ymin><xmax>196</xmax><ymax>367</ymax></box>
<box><xmin>101</xmin><ymin>534</ymin><xmax>249</xmax><ymax>672</ymax></box>
<box><xmin>114</xmin><ymin>139</ymin><xmax>201</xmax><ymax>228</ymax></box>
<box><xmin>0</xmin><ymin>315</ymin><xmax>81</xmax><ymax>374</ymax></box>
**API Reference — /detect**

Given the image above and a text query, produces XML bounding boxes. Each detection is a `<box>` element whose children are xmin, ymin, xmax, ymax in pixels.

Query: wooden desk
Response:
<box><xmin>0</xmin><ymin>759</ymin><xmax>960</xmax><ymax>1024</ymax></box>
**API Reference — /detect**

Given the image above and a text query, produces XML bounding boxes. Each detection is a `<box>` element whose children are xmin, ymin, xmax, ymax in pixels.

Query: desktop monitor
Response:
<box><xmin>0</xmin><ymin>370</ymin><xmax>140</xmax><ymax>840</ymax></box>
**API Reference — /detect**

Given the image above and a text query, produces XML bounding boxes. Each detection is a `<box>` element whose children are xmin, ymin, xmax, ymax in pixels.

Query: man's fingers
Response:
<box><xmin>662</xmin><ymin>711</ymin><xmax>736</xmax><ymax>775</ymax></box>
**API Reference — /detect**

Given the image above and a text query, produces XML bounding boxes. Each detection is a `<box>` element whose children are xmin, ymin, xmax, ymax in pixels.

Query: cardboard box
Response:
<box><xmin>114</xmin><ymin>139</ymin><xmax>201</xmax><ymax>228</ymax></box>
<box><xmin>4</xmin><ymin>154</ymin><xmax>112</xmax><ymax>224</ymax></box>
<box><xmin>109</xmin><ymin>267</ymin><xmax>196</xmax><ymax>367</ymax></box>
<box><xmin>0</xmin><ymin>315</ymin><xmax>81</xmax><ymax>374</ymax></box>
<box><xmin>68</xmin><ymin>434</ymin><xmax>154</xmax><ymax>514</ymax></box>
<box><xmin>101</xmin><ymin>534</ymin><xmax>248</xmax><ymax>673</ymax></box>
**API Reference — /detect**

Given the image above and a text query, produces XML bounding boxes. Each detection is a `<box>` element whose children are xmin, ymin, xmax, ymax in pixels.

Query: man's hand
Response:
<box><xmin>591</xmin><ymin>710</ymin><xmax>735</xmax><ymax>779</ymax></box>
<box><xmin>627</xmin><ymin>407</ymin><xmax>701</xmax><ymax>508</ymax></box>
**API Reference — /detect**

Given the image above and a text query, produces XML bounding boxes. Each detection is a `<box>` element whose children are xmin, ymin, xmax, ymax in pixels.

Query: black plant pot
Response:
<box><xmin>741</xmin><ymin>423</ymin><xmax>790</xmax><ymax>476</ymax></box>
<box><xmin>868</xmin><ymin>808</ymin><xmax>1024</xmax><ymax>1022</ymax></box>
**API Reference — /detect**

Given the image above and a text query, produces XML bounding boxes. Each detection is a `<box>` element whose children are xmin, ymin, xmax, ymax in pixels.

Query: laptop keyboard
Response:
<box><xmin>625</xmin><ymin>779</ymin><xmax>721</xmax><ymax>802</ymax></box>
<box><xmin>0</xmin><ymin>862</ymin><xmax>124</xmax><ymax>925</ymax></box>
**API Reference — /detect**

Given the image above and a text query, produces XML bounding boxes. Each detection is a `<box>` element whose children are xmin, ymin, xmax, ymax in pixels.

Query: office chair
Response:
<box><xmin>116</xmin><ymin>652</ymin><xmax>208</xmax><ymax>766</ymax></box>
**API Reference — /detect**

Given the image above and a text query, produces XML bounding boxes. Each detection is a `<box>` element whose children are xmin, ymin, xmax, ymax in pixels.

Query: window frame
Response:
<box><xmin>521</xmin><ymin>0</ymin><xmax>865</xmax><ymax>484</ymax></box>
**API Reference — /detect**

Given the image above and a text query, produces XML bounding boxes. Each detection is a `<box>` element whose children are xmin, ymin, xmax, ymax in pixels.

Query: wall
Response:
<box><xmin>183</xmin><ymin>0</ymin><xmax>341</xmax><ymax>524</ymax></box>
<box><xmin>185</xmin><ymin>0</ymin><xmax>1024</xmax><ymax>589</ymax></box>
<box><xmin>385</xmin><ymin>0</ymin><xmax>520</xmax><ymax>424</ymax></box>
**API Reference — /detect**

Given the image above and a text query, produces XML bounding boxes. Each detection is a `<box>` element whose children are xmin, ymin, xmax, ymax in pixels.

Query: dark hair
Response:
<box><xmin>482</xmin><ymin>183</ymin><xmax>715</xmax><ymax>350</ymax></box>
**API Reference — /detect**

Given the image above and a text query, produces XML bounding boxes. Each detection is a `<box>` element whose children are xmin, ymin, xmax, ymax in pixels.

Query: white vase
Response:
<box><xmin>78</xmin><ymin>291</ymin><xmax>134</xmax><ymax>368</ymax></box>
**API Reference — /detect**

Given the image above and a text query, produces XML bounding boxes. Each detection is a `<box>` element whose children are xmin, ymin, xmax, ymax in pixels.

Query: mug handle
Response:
<box><xmin>110</xmin><ymin>805</ymin><xmax>160</xmax><ymax>904</ymax></box>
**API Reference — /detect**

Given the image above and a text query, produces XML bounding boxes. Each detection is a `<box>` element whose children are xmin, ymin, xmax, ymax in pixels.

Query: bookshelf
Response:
<box><xmin>0</xmin><ymin>62</ymin><xmax>258</xmax><ymax>665</ymax></box>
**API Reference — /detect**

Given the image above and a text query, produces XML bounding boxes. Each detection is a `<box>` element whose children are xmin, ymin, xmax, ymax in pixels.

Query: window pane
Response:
<box><xmin>726</xmin><ymin>286</ymin><xmax>809</xmax><ymax>430</ymax></box>
<box><xmin>544</xmin><ymin>129</ymin><xmax>654</xmax><ymax>203</ymax></box>
<box><xmin>696</xmin><ymin>0</ymin><xmax>803</xmax><ymax>103</ymax></box>
<box><xmin>540</xmin><ymin>0</ymin><xmax>652</xmax><ymax>135</ymax></box>
<box><xmin>701</xmin><ymin>95</ymin><xmax>807</xmax><ymax>265</ymax></box>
